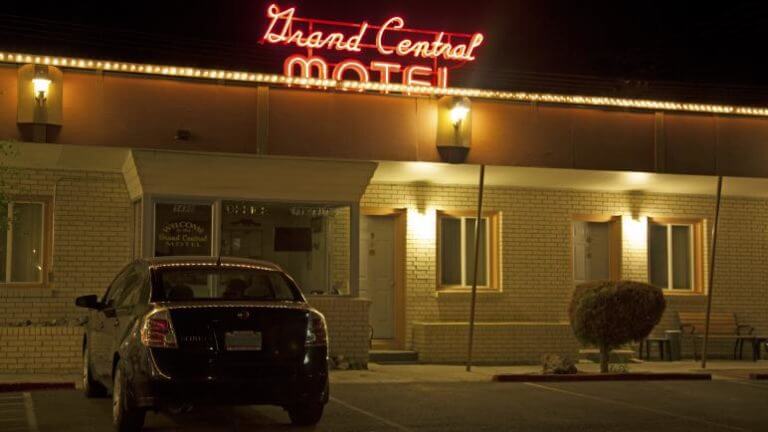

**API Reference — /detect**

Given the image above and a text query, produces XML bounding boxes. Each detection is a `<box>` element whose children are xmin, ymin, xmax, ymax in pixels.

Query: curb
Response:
<box><xmin>0</xmin><ymin>382</ymin><xmax>75</xmax><ymax>393</ymax></box>
<box><xmin>492</xmin><ymin>373</ymin><xmax>712</xmax><ymax>382</ymax></box>
<box><xmin>749</xmin><ymin>373</ymin><xmax>768</xmax><ymax>380</ymax></box>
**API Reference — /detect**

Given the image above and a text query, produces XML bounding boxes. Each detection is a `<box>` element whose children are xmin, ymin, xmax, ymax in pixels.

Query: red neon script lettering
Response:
<box><xmin>264</xmin><ymin>4</ymin><xmax>484</xmax><ymax>62</ymax></box>
<box><xmin>376</xmin><ymin>17</ymin><xmax>404</xmax><ymax>56</ymax></box>
<box><xmin>264</xmin><ymin>5</ymin><xmax>367</xmax><ymax>53</ymax></box>
<box><xmin>264</xmin><ymin>4</ymin><xmax>482</xmax><ymax>89</ymax></box>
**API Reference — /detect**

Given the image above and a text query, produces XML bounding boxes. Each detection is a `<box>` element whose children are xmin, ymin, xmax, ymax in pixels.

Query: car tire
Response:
<box><xmin>112</xmin><ymin>366</ymin><xmax>146</xmax><ymax>432</ymax></box>
<box><xmin>287</xmin><ymin>402</ymin><xmax>324</xmax><ymax>426</ymax></box>
<box><xmin>82</xmin><ymin>344</ymin><xmax>106</xmax><ymax>398</ymax></box>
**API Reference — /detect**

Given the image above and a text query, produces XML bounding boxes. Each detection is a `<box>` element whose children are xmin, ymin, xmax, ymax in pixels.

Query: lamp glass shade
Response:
<box><xmin>450</xmin><ymin>104</ymin><xmax>470</xmax><ymax>125</ymax></box>
<box><xmin>32</xmin><ymin>77</ymin><xmax>51</xmax><ymax>97</ymax></box>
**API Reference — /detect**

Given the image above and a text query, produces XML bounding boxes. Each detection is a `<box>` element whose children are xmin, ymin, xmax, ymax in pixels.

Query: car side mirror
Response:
<box><xmin>75</xmin><ymin>295</ymin><xmax>102</xmax><ymax>310</ymax></box>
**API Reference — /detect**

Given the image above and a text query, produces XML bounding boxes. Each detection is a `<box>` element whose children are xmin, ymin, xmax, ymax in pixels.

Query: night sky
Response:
<box><xmin>1</xmin><ymin>1</ymin><xmax>767</xmax><ymax>104</ymax></box>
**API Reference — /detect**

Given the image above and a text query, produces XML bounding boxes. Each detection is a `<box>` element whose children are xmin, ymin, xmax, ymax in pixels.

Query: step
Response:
<box><xmin>369</xmin><ymin>350</ymin><xmax>419</xmax><ymax>364</ymax></box>
<box><xmin>578</xmin><ymin>348</ymin><xmax>636</xmax><ymax>363</ymax></box>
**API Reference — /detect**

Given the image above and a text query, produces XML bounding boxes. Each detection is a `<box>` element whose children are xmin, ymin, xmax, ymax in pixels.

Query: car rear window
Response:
<box><xmin>151</xmin><ymin>266</ymin><xmax>302</xmax><ymax>302</ymax></box>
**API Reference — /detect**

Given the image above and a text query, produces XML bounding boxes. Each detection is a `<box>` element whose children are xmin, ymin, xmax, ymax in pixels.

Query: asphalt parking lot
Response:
<box><xmin>9</xmin><ymin>379</ymin><xmax>768</xmax><ymax>431</ymax></box>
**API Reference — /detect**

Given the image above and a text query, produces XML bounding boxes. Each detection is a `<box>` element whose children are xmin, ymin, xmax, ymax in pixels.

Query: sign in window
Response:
<box><xmin>154</xmin><ymin>203</ymin><xmax>212</xmax><ymax>257</ymax></box>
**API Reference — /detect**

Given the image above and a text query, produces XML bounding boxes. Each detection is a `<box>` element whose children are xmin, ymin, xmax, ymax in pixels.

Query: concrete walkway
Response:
<box><xmin>1</xmin><ymin>360</ymin><xmax>766</xmax><ymax>388</ymax></box>
<box><xmin>331</xmin><ymin>360</ymin><xmax>768</xmax><ymax>383</ymax></box>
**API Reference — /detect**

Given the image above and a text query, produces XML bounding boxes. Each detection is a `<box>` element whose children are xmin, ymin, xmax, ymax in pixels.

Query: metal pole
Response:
<box><xmin>466</xmin><ymin>164</ymin><xmax>485</xmax><ymax>372</ymax></box>
<box><xmin>701</xmin><ymin>176</ymin><xmax>723</xmax><ymax>369</ymax></box>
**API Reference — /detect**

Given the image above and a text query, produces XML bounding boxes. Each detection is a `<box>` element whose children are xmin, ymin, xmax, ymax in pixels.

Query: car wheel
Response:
<box><xmin>82</xmin><ymin>344</ymin><xmax>106</xmax><ymax>398</ymax></box>
<box><xmin>287</xmin><ymin>402</ymin><xmax>324</xmax><ymax>426</ymax></box>
<box><xmin>112</xmin><ymin>366</ymin><xmax>146</xmax><ymax>432</ymax></box>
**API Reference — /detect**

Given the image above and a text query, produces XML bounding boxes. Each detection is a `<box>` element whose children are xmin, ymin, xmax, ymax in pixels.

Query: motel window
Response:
<box><xmin>220</xmin><ymin>201</ymin><xmax>351</xmax><ymax>296</ymax></box>
<box><xmin>437</xmin><ymin>211</ymin><xmax>500</xmax><ymax>290</ymax></box>
<box><xmin>0</xmin><ymin>201</ymin><xmax>45</xmax><ymax>284</ymax></box>
<box><xmin>648</xmin><ymin>218</ymin><xmax>703</xmax><ymax>293</ymax></box>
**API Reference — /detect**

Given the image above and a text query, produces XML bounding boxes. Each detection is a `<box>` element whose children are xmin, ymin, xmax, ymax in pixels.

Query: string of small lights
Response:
<box><xmin>4</xmin><ymin>51</ymin><xmax>768</xmax><ymax>117</ymax></box>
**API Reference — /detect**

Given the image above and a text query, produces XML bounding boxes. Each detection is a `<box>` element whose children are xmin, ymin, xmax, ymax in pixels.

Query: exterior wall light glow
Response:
<box><xmin>450</xmin><ymin>103</ymin><xmax>470</xmax><ymax>127</ymax></box>
<box><xmin>32</xmin><ymin>77</ymin><xmax>51</xmax><ymax>104</ymax></box>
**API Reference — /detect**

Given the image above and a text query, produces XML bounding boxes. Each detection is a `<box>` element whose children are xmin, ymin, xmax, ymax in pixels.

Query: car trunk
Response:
<box><xmin>151</xmin><ymin>302</ymin><xmax>309</xmax><ymax>380</ymax></box>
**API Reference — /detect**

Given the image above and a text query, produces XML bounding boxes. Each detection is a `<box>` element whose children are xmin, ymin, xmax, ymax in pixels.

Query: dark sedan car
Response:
<box><xmin>75</xmin><ymin>256</ymin><xmax>329</xmax><ymax>432</ymax></box>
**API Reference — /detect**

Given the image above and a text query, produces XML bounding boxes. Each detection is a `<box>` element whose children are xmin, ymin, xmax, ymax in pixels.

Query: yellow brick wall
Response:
<box><xmin>327</xmin><ymin>206</ymin><xmax>350</xmax><ymax>294</ymax></box>
<box><xmin>0</xmin><ymin>169</ymin><xmax>133</xmax><ymax>325</ymax></box>
<box><xmin>307</xmin><ymin>296</ymin><xmax>370</xmax><ymax>365</ymax></box>
<box><xmin>413</xmin><ymin>322</ymin><xmax>579</xmax><ymax>364</ymax></box>
<box><xmin>0</xmin><ymin>327</ymin><xmax>83</xmax><ymax>373</ymax></box>
<box><xmin>361</xmin><ymin>182</ymin><xmax>768</xmax><ymax>361</ymax></box>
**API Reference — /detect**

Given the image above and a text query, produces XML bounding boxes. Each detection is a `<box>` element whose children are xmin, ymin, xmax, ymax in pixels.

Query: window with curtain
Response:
<box><xmin>648</xmin><ymin>220</ymin><xmax>702</xmax><ymax>292</ymax></box>
<box><xmin>0</xmin><ymin>201</ymin><xmax>45</xmax><ymax>284</ymax></box>
<box><xmin>438</xmin><ymin>211</ymin><xmax>499</xmax><ymax>290</ymax></box>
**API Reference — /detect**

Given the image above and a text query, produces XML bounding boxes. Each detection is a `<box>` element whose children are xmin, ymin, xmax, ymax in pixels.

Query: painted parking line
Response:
<box><xmin>0</xmin><ymin>392</ymin><xmax>37</xmax><ymax>432</ymax></box>
<box><xmin>23</xmin><ymin>393</ymin><xmax>39</xmax><ymax>432</ymax></box>
<box><xmin>523</xmin><ymin>382</ymin><xmax>748</xmax><ymax>432</ymax></box>
<box><xmin>330</xmin><ymin>396</ymin><xmax>416</xmax><ymax>432</ymax></box>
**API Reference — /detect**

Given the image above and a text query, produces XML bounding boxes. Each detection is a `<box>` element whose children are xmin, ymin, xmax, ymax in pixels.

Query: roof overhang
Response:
<box><xmin>372</xmin><ymin>161</ymin><xmax>768</xmax><ymax>199</ymax></box>
<box><xmin>124</xmin><ymin>149</ymin><xmax>377</xmax><ymax>203</ymax></box>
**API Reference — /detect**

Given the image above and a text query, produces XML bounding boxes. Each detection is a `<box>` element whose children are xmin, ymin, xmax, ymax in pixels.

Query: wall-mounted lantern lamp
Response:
<box><xmin>436</xmin><ymin>96</ymin><xmax>472</xmax><ymax>163</ymax></box>
<box><xmin>449</xmin><ymin>98</ymin><xmax>471</xmax><ymax>127</ymax></box>
<box><xmin>18</xmin><ymin>64</ymin><xmax>63</xmax><ymax>143</ymax></box>
<box><xmin>32</xmin><ymin>74</ymin><xmax>52</xmax><ymax>105</ymax></box>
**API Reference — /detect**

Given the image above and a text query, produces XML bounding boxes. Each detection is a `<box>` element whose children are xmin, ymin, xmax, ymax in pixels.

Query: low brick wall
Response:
<box><xmin>307</xmin><ymin>296</ymin><xmax>370</xmax><ymax>367</ymax></box>
<box><xmin>0</xmin><ymin>326</ymin><xmax>83</xmax><ymax>373</ymax></box>
<box><xmin>413</xmin><ymin>321</ymin><xmax>580</xmax><ymax>364</ymax></box>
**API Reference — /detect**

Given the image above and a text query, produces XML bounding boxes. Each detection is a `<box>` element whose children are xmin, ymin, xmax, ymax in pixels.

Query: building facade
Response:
<box><xmin>1</xmin><ymin>48</ymin><xmax>768</xmax><ymax>373</ymax></box>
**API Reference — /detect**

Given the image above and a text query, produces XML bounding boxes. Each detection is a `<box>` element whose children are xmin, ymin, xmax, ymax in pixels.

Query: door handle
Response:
<box><xmin>113</xmin><ymin>319</ymin><xmax>120</xmax><ymax>327</ymax></box>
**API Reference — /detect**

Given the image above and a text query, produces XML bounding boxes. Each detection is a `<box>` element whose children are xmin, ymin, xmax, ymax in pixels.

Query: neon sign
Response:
<box><xmin>261</xmin><ymin>4</ymin><xmax>484</xmax><ymax>88</ymax></box>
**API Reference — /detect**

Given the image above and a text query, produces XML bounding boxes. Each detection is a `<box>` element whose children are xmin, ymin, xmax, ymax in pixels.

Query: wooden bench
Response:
<box><xmin>678</xmin><ymin>312</ymin><xmax>756</xmax><ymax>360</ymax></box>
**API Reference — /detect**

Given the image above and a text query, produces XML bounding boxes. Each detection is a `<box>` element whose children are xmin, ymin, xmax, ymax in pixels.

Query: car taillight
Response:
<box><xmin>305</xmin><ymin>310</ymin><xmax>328</xmax><ymax>347</ymax></box>
<box><xmin>140</xmin><ymin>309</ymin><xmax>178</xmax><ymax>349</ymax></box>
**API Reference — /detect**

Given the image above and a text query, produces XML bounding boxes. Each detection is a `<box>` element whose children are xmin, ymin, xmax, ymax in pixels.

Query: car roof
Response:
<box><xmin>141</xmin><ymin>256</ymin><xmax>283</xmax><ymax>272</ymax></box>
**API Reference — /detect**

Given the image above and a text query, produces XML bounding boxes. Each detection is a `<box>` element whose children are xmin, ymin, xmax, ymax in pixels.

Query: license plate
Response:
<box><xmin>225</xmin><ymin>331</ymin><xmax>262</xmax><ymax>351</ymax></box>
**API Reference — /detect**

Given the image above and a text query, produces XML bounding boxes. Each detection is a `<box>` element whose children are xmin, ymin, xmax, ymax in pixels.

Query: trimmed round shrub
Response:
<box><xmin>569</xmin><ymin>280</ymin><xmax>666</xmax><ymax>372</ymax></box>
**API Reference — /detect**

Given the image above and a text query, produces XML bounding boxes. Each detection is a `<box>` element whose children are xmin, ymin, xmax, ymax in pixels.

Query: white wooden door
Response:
<box><xmin>588</xmin><ymin>222</ymin><xmax>610</xmax><ymax>280</ymax></box>
<box><xmin>359</xmin><ymin>215</ymin><xmax>395</xmax><ymax>340</ymax></box>
<box><xmin>573</xmin><ymin>221</ymin><xmax>610</xmax><ymax>284</ymax></box>
<box><xmin>573</xmin><ymin>221</ymin><xmax>588</xmax><ymax>285</ymax></box>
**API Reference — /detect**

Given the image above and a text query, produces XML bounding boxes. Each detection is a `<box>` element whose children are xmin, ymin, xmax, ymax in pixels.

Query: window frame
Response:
<box><xmin>0</xmin><ymin>196</ymin><xmax>51</xmax><ymax>288</ymax></box>
<box><xmin>647</xmin><ymin>217</ymin><xmax>705</xmax><ymax>294</ymax></box>
<box><xmin>436</xmin><ymin>210</ymin><xmax>500</xmax><ymax>292</ymax></box>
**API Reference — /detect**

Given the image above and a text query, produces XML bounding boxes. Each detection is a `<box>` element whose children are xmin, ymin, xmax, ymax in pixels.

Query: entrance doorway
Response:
<box><xmin>572</xmin><ymin>215</ymin><xmax>621</xmax><ymax>284</ymax></box>
<box><xmin>360</xmin><ymin>209</ymin><xmax>405</xmax><ymax>349</ymax></box>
